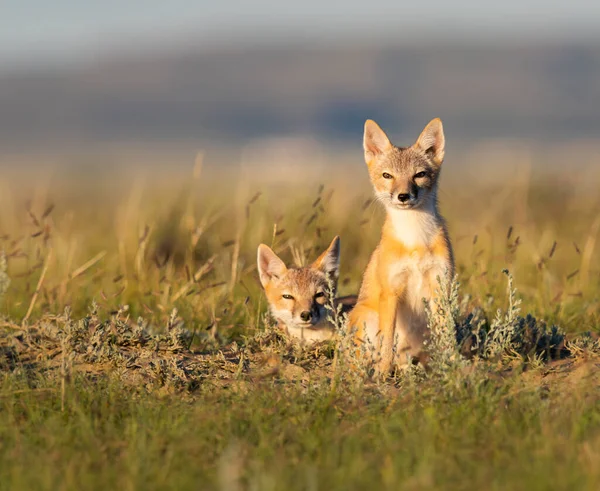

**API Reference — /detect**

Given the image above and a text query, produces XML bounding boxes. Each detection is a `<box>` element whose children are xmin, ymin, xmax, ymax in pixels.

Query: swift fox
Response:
<box><xmin>348</xmin><ymin>118</ymin><xmax>454</xmax><ymax>374</ymax></box>
<box><xmin>257</xmin><ymin>237</ymin><xmax>355</xmax><ymax>343</ymax></box>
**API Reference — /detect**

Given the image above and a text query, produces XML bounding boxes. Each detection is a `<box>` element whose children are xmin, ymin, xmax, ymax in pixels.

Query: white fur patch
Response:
<box><xmin>387</xmin><ymin>206</ymin><xmax>439</xmax><ymax>248</ymax></box>
<box><xmin>270</xmin><ymin>308</ymin><xmax>334</xmax><ymax>343</ymax></box>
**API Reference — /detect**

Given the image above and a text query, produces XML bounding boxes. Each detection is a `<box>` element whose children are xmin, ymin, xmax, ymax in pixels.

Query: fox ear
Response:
<box><xmin>415</xmin><ymin>118</ymin><xmax>445</xmax><ymax>165</ymax></box>
<box><xmin>257</xmin><ymin>244</ymin><xmax>287</xmax><ymax>287</ymax></box>
<box><xmin>363</xmin><ymin>120</ymin><xmax>392</xmax><ymax>164</ymax></box>
<box><xmin>312</xmin><ymin>236</ymin><xmax>340</xmax><ymax>279</ymax></box>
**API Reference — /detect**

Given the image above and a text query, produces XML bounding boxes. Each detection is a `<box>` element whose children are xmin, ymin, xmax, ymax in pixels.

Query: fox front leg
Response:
<box><xmin>373</xmin><ymin>293</ymin><xmax>399</xmax><ymax>377</ymax></box>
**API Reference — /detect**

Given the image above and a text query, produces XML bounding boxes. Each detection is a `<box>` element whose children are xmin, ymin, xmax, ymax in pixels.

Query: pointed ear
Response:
<box><xmin>414</xmin><ymin>118</ymin><xmax>445</xmax><ymax>165</ymax></box>
<box><xmin>363</xmin><ymin>119</ymin><xmax>392</xmax><ymax>164</ymax></box>
<box><xmin>257</xmin><ymin>244</ymin><xmax>287</xmax><ymax>287</ymax></box>
<box><xmin>312</xmin><ymin>236</ymin><xmax>340</xmax><ymax>279</ymax></box>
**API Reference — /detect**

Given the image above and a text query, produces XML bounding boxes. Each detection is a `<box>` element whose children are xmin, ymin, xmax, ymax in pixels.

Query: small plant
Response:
<box><xmin>324</xmin><ymin>277</ymin><xmax>370</xmax><ymax>388</ymax></box>
<box><xmin>425</xmin><ymin>273</ymin><xmax>469</xmax><ymax>379</ymax></box>
<box><xmin>475</xmin><ymin>270</ymin><xmax>566</xmax><ymax>361</ymax></box>
<box><xmin>426</xmin><ymin>270</ymin><xmax>567</xmax><ymax>374</ymax></box>
<box><xmin>566</xmin><ymin>331</ymin><xmax>600</xmax><ymax>356</ymax></box>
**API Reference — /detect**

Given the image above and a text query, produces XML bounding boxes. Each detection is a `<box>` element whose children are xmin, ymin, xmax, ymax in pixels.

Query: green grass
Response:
<box><xmin>0</xmin><ymin>162</ymin><xmax>599</xmax><ymax>490</ymax></box>
<box><xmin>1</xmin><ymin>364</ymin><xmax>599</xmax><ymax>490</ymax></box>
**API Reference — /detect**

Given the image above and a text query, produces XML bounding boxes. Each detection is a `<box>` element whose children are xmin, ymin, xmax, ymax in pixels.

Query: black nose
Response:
<box><xmin>398</xmin><ymin>193</ymin><xmax>410</xmax><ymax>203</ymax></box>
<box><xmin>300</xmin><ymin>311</ymin><xmax>312</xmax><ymax>322</ymax></box>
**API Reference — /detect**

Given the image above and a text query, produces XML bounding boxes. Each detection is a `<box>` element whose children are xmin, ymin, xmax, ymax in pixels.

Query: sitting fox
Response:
<box><xmin>348</xmin><ymin>118</ymin><xmax>454</xmax><ymax>375</ymax></box>
<box><xmin>257</xmin><ymin>237</ymin><xmax>355</xmax><ymax>343</ymax></box>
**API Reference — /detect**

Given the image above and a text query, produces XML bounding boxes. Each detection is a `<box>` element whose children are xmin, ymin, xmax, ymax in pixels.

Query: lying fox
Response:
<box><xmin>257</xmin><ymin>237</ymin><xmax>356</xmax><ymax>343</ymax></box>
<box><xmin>348</xmin><ymin>118</ymin><xmax>454</xmax><ymax>375</ymax></box>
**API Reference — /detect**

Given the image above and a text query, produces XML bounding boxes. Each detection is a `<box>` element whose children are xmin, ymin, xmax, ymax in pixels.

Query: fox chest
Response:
<box><xmin>383</xmin><ymin>252</ymin><xmax>448</xmax><ymax>307</ymax></box>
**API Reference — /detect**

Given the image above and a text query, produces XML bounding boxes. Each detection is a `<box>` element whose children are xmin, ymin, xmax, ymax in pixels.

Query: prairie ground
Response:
<box><xmin>0</xmin><ymin>152</ymin><xmax>599</xmax><ymax>490</ymax></box>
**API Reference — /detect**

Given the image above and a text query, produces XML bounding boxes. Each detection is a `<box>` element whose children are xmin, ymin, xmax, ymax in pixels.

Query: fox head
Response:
<box><xmin>257</xmin><ymin>237</ymin><xmax>340</xmax><ymax>331</ymax></box>
<box><xmin>363</xmin><ymin>118</ymin><xmax>445</xmax><ymax>211</ymax></box>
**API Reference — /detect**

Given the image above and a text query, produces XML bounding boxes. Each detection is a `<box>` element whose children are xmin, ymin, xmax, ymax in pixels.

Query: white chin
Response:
<box><xmin>294</xmin><ymin>322</ymin><xmax>316</xmax><ymax>330</ymax></box>
<box><xmin>390</xmin><ymin>203</ymin><xmax>416</xmax><ymax>210</ymax></box>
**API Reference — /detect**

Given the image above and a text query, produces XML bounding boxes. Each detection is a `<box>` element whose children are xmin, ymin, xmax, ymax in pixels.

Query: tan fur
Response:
<box><xmin>348</xmin><ymin>118</ymin><xmax>454</xmax><ymax>375</ymax></box>
<box><xmin>257</xmin><ymin>237</ymin><xmax>355</xmax><ymax>343</ymax></box>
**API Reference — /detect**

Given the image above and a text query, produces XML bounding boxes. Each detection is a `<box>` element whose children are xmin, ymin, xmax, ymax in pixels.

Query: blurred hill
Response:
<box><xmin>0</xmin><ymin>43</ymin><xmax>599</xmax><ymax>149</ymax></box>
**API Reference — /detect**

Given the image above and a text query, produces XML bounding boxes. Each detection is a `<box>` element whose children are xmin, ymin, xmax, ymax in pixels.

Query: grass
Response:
<box><xmin>0</xmin><ymin>158</ymin><xmax>599</xmax><ymax>490</ymax></box>
<box><xmin>1</xmin><ymin>368</ymin><xmax>599</xmax><ymax>491</ymax></box>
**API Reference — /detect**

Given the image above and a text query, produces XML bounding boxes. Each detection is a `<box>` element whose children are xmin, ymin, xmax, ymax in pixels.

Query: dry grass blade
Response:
<box><xmin>171</xmin><ymin>254</ymin><xmax>217</xmax><ymax>302</ymax></box>
<box><xmin>23</xmin><ymin>249</ymin><xmax>52</xmax><ymax>323</ymax></box>
<box><xmin>229</xmin><ymin>233</ymin><xmax>241</xmax><ymax>297</ymax></box>
<box><xmin>70</xmin><ymin>251</ymin><xmax>107</xmax><ymax>280</ymax></box>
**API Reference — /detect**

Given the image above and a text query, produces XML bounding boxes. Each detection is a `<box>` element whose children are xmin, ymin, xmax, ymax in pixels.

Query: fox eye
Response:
<box><xmin>382</xmin><ymin>172</ymin><xmax>393</xmax><ymax>179</ymax></box>
<box><xmin>414</xmin><ymin>171</ymin><xmax>427</xmax><ymax>179</ymax></box>
<box><xmin>314</xmin><ymin>292</ymin><xmax>325</xmax><ymax>299</ymax></box>
<box><xmin>282</xmin><ymin>294</ymin><xmax>294</xmax><ymax>300</ymax></box>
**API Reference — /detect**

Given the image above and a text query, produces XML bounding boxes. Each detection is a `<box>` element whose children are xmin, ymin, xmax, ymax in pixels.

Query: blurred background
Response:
<box><xmin>1</xmin><ymin>0</ymin><xmax>599</xmax><ymax>168</ymax></box>
<box><xmin>0</xmin><ymin>1</ymin><xmax>598</xmax><ymax>329</ymax></box>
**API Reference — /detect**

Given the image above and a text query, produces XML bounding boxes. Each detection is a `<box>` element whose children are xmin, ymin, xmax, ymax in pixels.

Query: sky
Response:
<box><xmin>1</xmin><ymin>0</ymin><xmax>600</xmax><ymax>67</ymax></box>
